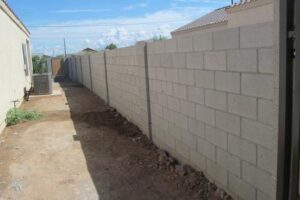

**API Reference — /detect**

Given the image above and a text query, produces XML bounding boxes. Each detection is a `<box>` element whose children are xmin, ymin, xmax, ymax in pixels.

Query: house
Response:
<box><xmin>171</xmin><ymin>0</ymin><xmax>274</xmax><ymax>37</ymax></box>
<box><xmin>0</xmin><ymin>0</ymin><xmax>32</xmax><ymax>133</ymax></box>
<box><xmin>77</xmin><ymin>48</ymin><xmax>97</xmax><ymax>55</ymax></box>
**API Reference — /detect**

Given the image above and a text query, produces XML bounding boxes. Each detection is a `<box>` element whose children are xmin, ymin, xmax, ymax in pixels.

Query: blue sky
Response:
<box><xmin>8</xmin><ymin>0</ymin><xmax>231</xmax><ymax>55</ymax></box>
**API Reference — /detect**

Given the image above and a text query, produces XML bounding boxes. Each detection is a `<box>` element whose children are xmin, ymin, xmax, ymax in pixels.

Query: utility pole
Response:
<box><xmin>63</xmin><ymin>38</ymin><xmax>67</xmax><ymax>59</ymax></box>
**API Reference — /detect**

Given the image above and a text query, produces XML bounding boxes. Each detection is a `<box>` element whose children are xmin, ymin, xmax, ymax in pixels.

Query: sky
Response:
<box><xmin>8</xmin><ymin>0</ymin><xmax>232</xmax><ymax>56</ymax></box>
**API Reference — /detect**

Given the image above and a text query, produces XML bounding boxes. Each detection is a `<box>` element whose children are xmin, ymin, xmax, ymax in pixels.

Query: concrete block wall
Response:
<box><xmin>90</xmin><ymin>52</ymin><xmax>108</xmax><ymax>103</ymax></box>
<box><xmin>81</xmin><ymin>55</ymin><xmax>92</xmax><ymax>90</ymax></box>
<box><xmin>66</xmin><ymin>21</ymin><xmax>278</xmax><ymax>200</ymax></box>
<box><xmin>147</xmin><ymin>22</ymin><xmax>277</xmax><ymax>200</ymax></box>
<box><xmin>105</xmin><ymin>45</ymin><xmax>149</xmax><ymax>135</ymax></box>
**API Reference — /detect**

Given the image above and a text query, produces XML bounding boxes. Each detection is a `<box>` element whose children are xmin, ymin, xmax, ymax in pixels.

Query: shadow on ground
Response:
<box><xmin>60</xmin><ymin>81</ymin><xmax>231</xmax><ymax>200</ymax></box>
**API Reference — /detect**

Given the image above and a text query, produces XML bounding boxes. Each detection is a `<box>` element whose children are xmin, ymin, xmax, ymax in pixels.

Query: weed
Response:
<box><xmin>6</xmin><ymin>108</ymin><xmax>42</xmax><ymax>126</ymax></box>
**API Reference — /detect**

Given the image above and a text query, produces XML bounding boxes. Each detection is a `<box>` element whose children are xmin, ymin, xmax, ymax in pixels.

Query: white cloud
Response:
<box><xmin>30</xmin><ymin>6</ymin><xmax>212</xmax><ymax>55</ymax></box>
<box><xmin>122</xmin><ymin>3</ymin><xmax>148</xmax><ymax>10</ymax></box>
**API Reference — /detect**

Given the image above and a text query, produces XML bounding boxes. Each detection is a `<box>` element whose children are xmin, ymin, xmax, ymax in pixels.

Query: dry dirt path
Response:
<box><xmin>0</xmin><ymin>82</ymin><xmax>228</xmax><ymax>200</ymax></box>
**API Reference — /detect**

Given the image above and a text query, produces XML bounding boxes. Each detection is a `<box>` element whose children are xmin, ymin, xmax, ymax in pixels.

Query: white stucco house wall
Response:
<box><xmin>171</xmin><ymin>0</ymin><xmax>274</xmax><ymax>38</ymax></box>
<box><xmin>0</xmin><ymin>0</ymin><xmax>32</xmax><ymax>133</ymax></box>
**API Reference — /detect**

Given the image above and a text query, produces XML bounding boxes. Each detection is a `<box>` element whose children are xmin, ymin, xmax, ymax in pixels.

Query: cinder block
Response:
<box><xmin>216</xmin><ymin>111</ymin><xmax>240</xmax><ymax>136</ymax></box>
<box><xmin>205</xmin><ymin>89</ymin><xmax>227</xmax><ymax>111</ymax></box>
<box><xmin>161</xmin><ymin>81</ymin><xmax>173</xmax><ymax>96</ymax></box>
<box><xmin>187</xmin><ymin>52</ymin><xmax>204</xmax><ymax>69</ymax></box>
<box><xmin>242</xmin><ymin>161</ymin><xmax>276</xmax><ymax>198</ymax></box>
<box><xmin>204</xmin><ymin>51</ymin><xmax>226</xmax><ymax>71</ymax></box>
<box><xmin>187</xmin><ymin>86</ymin><xmax>204</xmax><ymax>104</ymax></box>
<box><xmin>241</xmin><ymin>73</ymin><xmax>274</xmax><ymax>99</ymax></box>
<box><xmin>148</xmin><ymin>54</ymin><xmax>161</xmax><ymax>67</ymax></box>
<box><xmin>172</xmin><ymin>53</ymin><xmax>186</xmax><ymax>68</ymax></box>
<box><xmin>241</xmin><ymin>118</ymin><xmax>275</xmax><ymax>149</ymax></box>
<box><xmin>195</xmin><ymin>70</ymin><xmax>215</xmax><ymax>89</ymax></box>
<box><xmin>167</xmin><ymin>96</ymin><xmax>181</xmax><ymax>112</ymax></box>
<box><xmin>175</xmin><ymin>139</ymin><xmax>191</xmax><ymax>160</ymax></box>
<box><xmin>191</xmin><ymin>149</ymin><xmax>207</xmax><ymax>171</ymax></box>
<box><xmin>173</xmin><ymin>83</ymin><xmax>187</xmax><ymax>100</ymax></box>
<box><xmin>258</xmin><ymin>48</ymin><xmax>274</xmax><ymax>74</ymax></box>
<box><xmin>161</xmin><ymin>53</ymin><xmax>173</xmax><ymax>67</ymax></box>
<box><xmin>164</xmin><ymin>132</ymin><xmax>176</xmax><ymax>150</ymax></box>
<box><xmin>168</xmin><ymin>123</ymin><xmax>182</xmax><ymax>141</ymax></box>
<box><xmin>228</xmin><ymin>49</ymin><xmax>257</xmax><ymax>72</ymax></box>
<box><xmin>163</xmin><ymin>107</ymin><xmax>175</xmax><ymax>123</ymax></box>
<box><xmin>240</xmin><ymin>22</ymin><xmax>274</xmax><ymax>48</ymax></box>
<box><xmin>206</xmin><ymin>159</ymin><xmax>228</xmax><ymax>187</ymax></box>
<box><xmin>215</xmin><ymin>71</ymin><xmax>240</xmax><ymax>93</ymax></box>
<box><xmin>228</xmin><ymin>135</ymin><xmax>256</xmax><ymax>164</ymax></box>
<box><xmin>193</xmin><ymin>32</ymin><xmax>213</xmax><ymax>51</ymax></box>
<box><xmin>196</xmin><ymin>104</ymin><xmax>215</xmax><ymax>126</ymax></box>
<box><xmin>166</xmin><ymin>69</ymin><xmax>179</xmax><ymax>83</ymax></box>
<box><xmin>156</xmin><ymin>68</ymin><xmax>167</xmax><ymax>80</ymax></box>
<box><xmin>258</xmin><ymin>146</ymin><xmax>277</xmax><ymax>176</ymax></box>
<box><xmin>182</xmin><ymin>131</ymin><xmax>197</xmax><ymax>150</ymax></box>
<box><xmin>180</xmin><ymin>100</ymin><xmax>196</xmax><ymax>118</ymax></box>
<box><xmin>179</xmin><ymin>69</ymin><xmax>195</xmax><ymax>85</ymax></box>
<box><xmin>217</xmin><ymin>148</ymin><xmax>241</xmax><ymax>177</ymax></box>
<box><xmin>257</xmin><ymin>190</ymin><xmax>272</xmax><ymax>200</ymax></box>
<box><xmin>174</xmin><ymin>112</ymin><xmax>188</xmax><ymax>130</ymax></box>
<box><xmin>157</xmin><ymin>93</ymin><xmax>169</xmax><ymax>107</ymax></box>
<box><xmin>228</xmin><ymin>93</ymin><xmax>257</xmax><ymax>119</ymax></box>
<box><xmin>154</xmin><ymin>40</ymin><xmax>166</xmax><ymax>54</ymax></box>
<box><xmin>228</xmin><ymin>173</ymin><xmax>256</xmax><ymax>200</ymax></box>
<box><xmin>258</xmin><ymin>99</ymin><xmax>274</xmax><ymax>126</ymax></box>
<box><xmin>177</xmin><ymin>36</ymin><xmax>193</xmax><ymax>52</ymax></box>
<box><xmin>197</xmin><ymin>137</ymin><xmax>216</xmax><ymax>161</ymax></box>
<box><xmin>206</xmin><ymin>125</ymin><xmax>227</xmax><ymax>150</ymax></box>
<box><xmin>213</xmin><ymin>28</ymin><xmax>239</xmax><ymax>50</ymax></box>
<box><xmin>165</xmin><ymin>39</ymin><xmax>177</xmax><ymax>53</ymax></box>
<box><xmin>188</xmin><ymin>118</ymin><xmax>205</xmax><ymax>138</ymax></box>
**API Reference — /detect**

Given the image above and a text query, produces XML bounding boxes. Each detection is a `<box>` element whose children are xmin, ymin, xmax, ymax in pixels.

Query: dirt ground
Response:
<box><xmin>0</xmin><ymin>82</ymin><xmax>232</xmax><ymax>200</ymax></box>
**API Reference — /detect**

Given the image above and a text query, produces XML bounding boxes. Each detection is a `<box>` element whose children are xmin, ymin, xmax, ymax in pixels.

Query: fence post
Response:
<box><xmin>144</xmin><ymin>43</ymin><xmax>152</xmax><ymax>141</ymax></box>
<box><xmin>80</xmin><ymin>56</ymin><xmax>83</xmax><ymax>85</ymax></box>
<box><xmin>88</xmin><ymin>54</ymin><xmax>93</xmax><ymax>92</ymax></box>
<box><xmin>103</xmin><ymin>51</ymin><xmax>110</xmax><ymax>105</ymax></box>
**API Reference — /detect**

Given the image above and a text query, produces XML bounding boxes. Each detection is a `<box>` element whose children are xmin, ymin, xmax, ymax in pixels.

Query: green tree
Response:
<box><xmin>32</xmin><ymin>55</ymin><xmax>48</xmax><ymax>74</ymax></box>
<box><xmin>105</xmin><ymin>43</ymin><xmax>117</xmax><ymax>50</ymax></box>
<box><xmin>152</xmin><ymin>35</ymin><xmax>168</xmax><ymax>41</ymax></box>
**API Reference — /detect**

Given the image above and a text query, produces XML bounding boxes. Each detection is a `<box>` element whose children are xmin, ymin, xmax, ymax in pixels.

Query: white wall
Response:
<box><xmin>0</xmin><ymin>1</ymin><xmax>32</xmax><ymax>133</ymax></box>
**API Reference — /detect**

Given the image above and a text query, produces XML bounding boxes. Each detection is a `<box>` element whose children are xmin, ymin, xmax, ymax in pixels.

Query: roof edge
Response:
<box><xmin>226</xmin><ymin>0</ymin><xmax>273</xmax><ymax>13</ymax></box>
<box><xmin>0</xmin><ymin>0</ymin><xmax>30</xmax><ymax>37</ymax></box>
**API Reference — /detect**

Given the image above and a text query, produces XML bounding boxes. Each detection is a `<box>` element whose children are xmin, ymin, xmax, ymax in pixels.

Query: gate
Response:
<box><xmin>277</xmin><ymin>0</ymin><xmax>300</xmax><ymax>199</ymax></box>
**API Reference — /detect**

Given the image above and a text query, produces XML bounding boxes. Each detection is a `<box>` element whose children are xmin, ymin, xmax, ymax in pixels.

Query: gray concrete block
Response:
<box><xmin>175</xmin><ymin>139</ymin><xmax>191</xmax><ymax>160</ymax></box>
<box><xmin>191</xmin><ymin>149</ymin><xmax>207</xmax><ymax>171</ymax></box>
<box><xmin>241</xmin><ymin>118</ymin><xmax>275</xmax><ymax>149</ymax></box>
<box><xmin>215</xmin><ymin>71</ymin><xmax>241</xmax><ymax>93</ymax></box>
<box><xmin>160</xmin><ymin>53</ymin><xmax>173</xmax><ymax>67</ymax></box>
<box><xmin>204</xmin><ymin>51</ymin><xmax>226</xmax><ymax>71</ymax></box>
<box><xmin>241</xmin><ymin>73</ymin><xmax>274</xmax><ymax>99</ymax></box>
<box><xmin>165</xmin><ymin>39</ymin><xmax>177</xmax><ymax>53</ymax></box>
<box><xmin>213</xmin><ymin>28</ymin><xmax>239</xmax><ymax>50</ymax></box>
<box><xmin>177</xmin><ymin>36</ymin><xmax>193</xmax><ymax>52</ymax></box>
<box><xmin>240</xmin><ymin>22</ymin><xmax>274</xmax><ymax>48</ymax></box>
<box><xmin>216</xmin><ymin>111</ymin><xmax>240</xmax><ymax>136</ymax></box>
<box><xmin>172</xmin><ymin>53</ymin><xmax>186</xmax><ymax>68</ymax></box>
<box><xmin>193</xmin><ymin>32</ymin><xmax>213</xmax><ymax>51</ymax></box>
<box><xmin>217</xmin><ymin>149</ymin><xmax>241</xmax><ymax>177</ymax></box>
<box><xmin>195</xmin><ymin>70</ymin><xmax>215</xmax><ymax>89</ymax></box>
<box><xmin>206</xmin><ymin>125</ymin><xmax>227</xmax><ymax>150</ymax></box>
<box><xmin>196</xmin><ymin>104</ymin><xmax>215</xmax><ymax>126</ymax></box>
<box><xmin>197</xmin><ymin>137</ymin><xmax>216</xmax><ymax>161</ymax></box>
<box><xmin>173</xmin><ymin>83</ymin><xmax>187</xmax><ymax>100</ymax></box>
<box><xmin>182</xmin><ymin>131</ymin><xmax>197</xmax><ymax>150</ymax></box>
<box><xmin>228</xmin><ymin>135</ymin><xmax>256</xmax><ymax>164</ymax></box>
<box><xmin>188</xmin><ymin>118</ymin><xmax>205</xmax><ymax>138</ymax></box>
<box><xmin>167</xmin><ymin>96</ymin><xmax>181</xmax><ymax>112</ymax></box>
<box><xmin>206</xmin><ymin>159</ymin><xmax>228</xmax><ymax>187</ymax></box>
<box><xmin>258</xmin><ymin>48</ymin><xmax>274</xmax><ymax>74</ymax></box>
<box><xmin>187</xmin><ymin>52</ymin><xmax>204</xmax><ymax>69</ymax></box>
<box><xmin>179</xmin><ymin>69</ymin><xmax>195</xmax><ymax>85</ymax></box>
<box><xmin>205</xmin><ymin>89</ymin><xmax>227</xmax><ymax>111</ymax></box>
<box><xmin>228</xmin><ymin>49</ymin><xmax>257</xmax><ymax>72</ymax></box>
<box><xmin>258</xmin><ymin>99</ymin><xmax>274</xmax><ymax>126</ymax></box>
<box><xmin>242</xmin><ymin>161</ymin><xmax>276</xmax><ymax>198</ymax></box>
<box><xmin>228</xmin><ymin>93</ymin><xmax>257</xmax><ymax>119</ymax></box>
<box><xmin>180</xmin><ymin>100</ymin><xmax>196</xmax><ymax>118</ymax></box>
<box><xmin>228</xmin><ymin>173</ymin><xmax>256</xmax><ymax>200</ymax></box>
<box><xmin>174</xmin><ymin>112</ymin><xmax>188</xmax><ymax>130</ymax></box>
<box><xmin>187</xmin><ymin>86</ymin><xmax>204</xmax><ymax>104</ymax></box>
<box><xmin>166</xmin><ymin>69</ymin><xmax>179</xmax><ymax>83</ymax></box>
<box><xmin>258</xmin><ymin>146</ymin><xmax>277</xmax><ymax>176</ymax></box>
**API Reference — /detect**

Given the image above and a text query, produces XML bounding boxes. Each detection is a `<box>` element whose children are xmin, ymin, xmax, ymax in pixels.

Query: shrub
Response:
<box><xmin>6</xmin><ymin>108</ymin><xmax>42</xmax><ymax>126</ymax></box>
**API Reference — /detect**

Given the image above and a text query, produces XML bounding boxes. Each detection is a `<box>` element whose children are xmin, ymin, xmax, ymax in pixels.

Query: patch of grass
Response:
<box><xmin>6</xmin><ymin>108</ymin><xmax>42</xmax><ymax>126</ymax></box>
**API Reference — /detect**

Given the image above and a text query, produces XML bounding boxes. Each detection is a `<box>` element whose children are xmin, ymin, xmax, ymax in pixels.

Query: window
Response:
<box><xmin>22</xmin><ymin>43</ymin><xmax>29</xmax><ymax>76</ymax></box>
